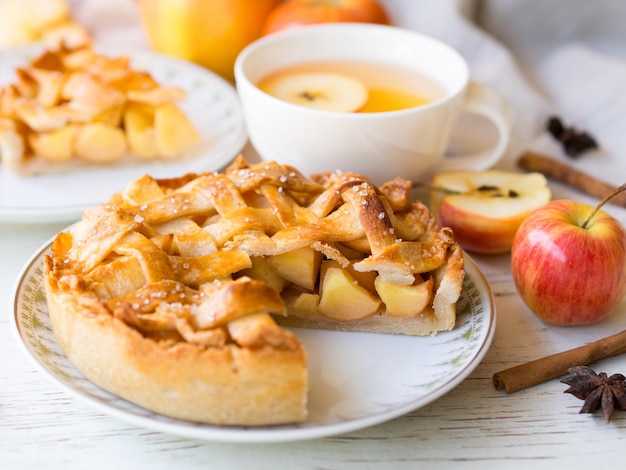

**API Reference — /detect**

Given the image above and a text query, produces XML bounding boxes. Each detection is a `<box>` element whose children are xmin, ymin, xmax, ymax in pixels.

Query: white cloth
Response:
<box><xmin>382</xmin><ymin>0</ymin><xmax>625</xmax><ymax>215</ymax></box>
<box><xmin>72</xmin><ymin>0</ymin><xmax>625</xmax><ymax>216</ymax></box>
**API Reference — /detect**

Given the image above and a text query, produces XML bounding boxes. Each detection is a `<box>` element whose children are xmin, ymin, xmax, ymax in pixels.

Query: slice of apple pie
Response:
<box><xmin>0</xmin><ymin>43</ymin><xmax>199</xmax><ymax>175</ymax></box>
<box><xmin>43</xmin><ymin>156</ymin><xmax>464</xmax><ymax>426</ymax></box>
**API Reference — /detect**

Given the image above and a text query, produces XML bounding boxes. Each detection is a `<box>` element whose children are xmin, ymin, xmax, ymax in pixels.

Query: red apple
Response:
<box><xmin>511</xmin><ymin>194</ymin><xmax>626</xmax><ymax>326</ymax></box>
<box><xmin>430</xmin><ymin>170</ymin><xmax>551</xmax><ymax>254</ymax></box>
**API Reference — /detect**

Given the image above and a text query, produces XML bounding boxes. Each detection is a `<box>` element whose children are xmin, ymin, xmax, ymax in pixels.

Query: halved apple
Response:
<box><xmin>430</xmin><ymin>170</ymin><xmax>551</xmax><ymax>254</ymax></box>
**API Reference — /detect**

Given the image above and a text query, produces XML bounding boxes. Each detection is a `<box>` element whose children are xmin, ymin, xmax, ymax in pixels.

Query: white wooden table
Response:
<box><xmin>2</xmin><ymin>155</ymin><xmax>625</xmax><ymax>468</ymax></box>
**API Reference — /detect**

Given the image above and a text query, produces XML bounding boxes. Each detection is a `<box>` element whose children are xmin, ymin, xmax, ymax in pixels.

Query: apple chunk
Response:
<box><xmin>74</xmin><ymin>123</ymin><xmax>127</xmax><ymax>162</ymax></box>
<box><xmin>318</xmin><ymin>267</ymin><xmax>381</xmax><ymax>320</ymax></box>
<box><xmin>124</xmin><ymin>102</ymin><xmax>157</xmax><ymax>158</ymax></box>
<box><xmin>320</xmin><ymin>259</ymin><xmax>376</xmax><ymax>294</ymax></box>
<box><xmin>268</xmin><ymin>246</ymin><xmax>321</xmax><ymax>291</ymax></box>
<box><xmin>289</xmin><ymin>292</ymin><xmax>320</xmax><ymax>315</ymax></box>
<box><xmin>28</xmin><ymin>125</ymin><xmax>76</xmax><ymax>162</ymax></box>
<box><xmin>239</xmin><ymin>256</ymin><xmax>285</xmax><ymax>292</ymax></box>
<box><xmin>431</xmin><ymin>170</ymin><xmax>551</xmax><ymax>254</ymax></box>
<box><xmin>154</xmin><ymin>103</ymin><xmax>199</xmax><ymax>159</ymax></box>
<box><xmin>375</xmin><ymin>276</ymin><xmax>433</xmax><ymax>317</ymax></box>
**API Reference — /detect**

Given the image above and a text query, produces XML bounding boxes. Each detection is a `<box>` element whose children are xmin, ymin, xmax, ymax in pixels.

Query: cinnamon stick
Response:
<box><xmin>493</xmin><ymin>329</ymin><xmax>626</xmax><ymax>393</ymax></box>
<box><xmin>518</xmin><ymin>151</ymin><xmax>626</xmax><ymax>208</ymax></box>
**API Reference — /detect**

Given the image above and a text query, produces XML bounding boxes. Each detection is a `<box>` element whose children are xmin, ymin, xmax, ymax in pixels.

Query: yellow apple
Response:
<box><xmin>430</xmin><ymin>170</ymin><xmax>551</xmax><ymax>254</ymax></box>
<box><xmin>137</xmin><ymin>0</ymin><xmax>280</xmax><ymax>82</ymax></box>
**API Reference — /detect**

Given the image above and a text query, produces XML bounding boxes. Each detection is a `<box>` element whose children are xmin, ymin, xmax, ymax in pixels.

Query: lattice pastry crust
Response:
<box><xmin>43</xmin><ymin>156</ymin><xmax>464</xmax><ymax>426</ymax></box>
<box><xmin>0</xmin><ymin>43</ymin><xmax>199</xmax><ymax>175</ymax></box>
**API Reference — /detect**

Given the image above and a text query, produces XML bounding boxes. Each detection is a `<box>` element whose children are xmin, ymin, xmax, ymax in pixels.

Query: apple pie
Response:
<box><xmin>0</xmin><ymin>43</ymin><xmax>199</xmax><ymax>175</ymax></box>
<box><xmin>43</xmin><ymin>156</ymin><xmax>464</xmax><ymax>426</ymax></box>
<box><xmin>0</xmin><ymin>0</ymin><xmax>89</xmax><ymax>49</ymax></box>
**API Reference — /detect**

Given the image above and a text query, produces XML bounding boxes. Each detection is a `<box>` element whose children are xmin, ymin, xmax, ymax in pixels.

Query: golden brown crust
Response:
<box><xmin>43</xmin><ymin>156</ymin><xmax>464</xmax><ymax>425</ymax></box>
<box><xmin>44</xmin><ymin>257</ymin><xmax>308</xmax><ymax>425</ymax></box>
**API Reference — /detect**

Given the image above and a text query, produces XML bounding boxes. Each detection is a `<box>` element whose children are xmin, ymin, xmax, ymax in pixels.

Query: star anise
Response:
<box><xmin>547</xmin><ymin>116</ymin><xmax>599</xmax><ymax>158</ymax></box>
<box><xmin>560</xmin><ymin>366</ymin><xmax>626</xmax><ymax>423</ymax></box>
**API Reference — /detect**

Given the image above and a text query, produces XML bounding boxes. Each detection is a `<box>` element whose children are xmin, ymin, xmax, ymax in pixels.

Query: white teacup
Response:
<box><xmin>234</xmin><ymin>23</ymin><xmax>512</xmax><ymax>185</ymax></box>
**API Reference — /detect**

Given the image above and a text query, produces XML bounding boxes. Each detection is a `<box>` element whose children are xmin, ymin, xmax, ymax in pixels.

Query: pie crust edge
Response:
<box><xmin>43</xmin><ymin>257</ymin><xmax>308</xmax><ymax>426</ymax></box>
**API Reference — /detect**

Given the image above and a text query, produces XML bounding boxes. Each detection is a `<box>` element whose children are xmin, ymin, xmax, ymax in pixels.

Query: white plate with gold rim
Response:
<box><xmin>0</xmin><ymin>44</ymin><xmax>247</xmax><ymax>224</ymax></box>
<box><xmin>11</xmin><ymin>238</ymin><xmax>495</xmax><ymax>444</ymax></box>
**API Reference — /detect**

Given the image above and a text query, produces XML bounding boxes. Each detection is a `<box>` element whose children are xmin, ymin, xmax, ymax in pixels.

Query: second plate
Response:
<box><xmin>0</xmin><ymin>44</ymin><xmax>247</xmax><ymax>223</ymax></box>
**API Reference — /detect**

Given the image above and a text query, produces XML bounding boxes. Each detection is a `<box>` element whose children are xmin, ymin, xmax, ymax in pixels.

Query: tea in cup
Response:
<box><xmin>234</xmin><ymin>23</ymin><xmax>512</xmax><ymax>185</ymax></box>
<box><xmin>256</xmin><ymin>58</ymin><xmax>446</xmax><ymax>113</ymax></box>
